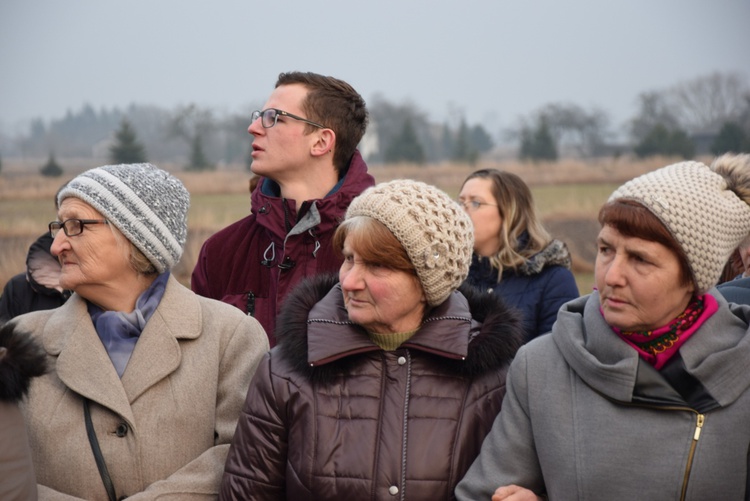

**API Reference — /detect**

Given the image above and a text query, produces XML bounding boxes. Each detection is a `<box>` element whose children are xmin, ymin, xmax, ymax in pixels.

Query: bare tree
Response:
<box><xmin>510</xmin><ymin>103</ymin><xmax>613</xmax><ymax>158</ymax></box>
<box><xmin>668</xmin><ymin>71</ymin><xmax>750</xmax><ymax>133</ymax></box>
<box><xmin>629</xmin><ymin>91</ymin><xmax>681</xmax><ymax>143</ymax></box>
<box><xmin>168</xmin><ymin>104</ymin><xmax>215</xmax><ymax>170</ymax></box>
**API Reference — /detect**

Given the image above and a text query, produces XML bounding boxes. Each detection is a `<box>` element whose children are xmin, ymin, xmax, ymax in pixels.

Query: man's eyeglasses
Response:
<box><xmin>457</xmin><ymin>199</ymin><xmax>498</xmax><ymax>212</ymax></box>
<box><xmin>49</xmin><ymin>218</ymin><xmax>109</xmax><ymax>238</ymax></box>
<box><xmin>251</xmin><ymin>108</ymin><xmax>327</xmax><ymax>129</ymax></box>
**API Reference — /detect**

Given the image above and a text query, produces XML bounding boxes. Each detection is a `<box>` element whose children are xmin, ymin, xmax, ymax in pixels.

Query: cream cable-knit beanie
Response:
<box><xmin>609</xmin><ymin>155</ymin><xmax>750</xmax><ymax>293</ymax></box>
<box><xmin>345</xmin><ymin>179</ymin><xmax>474</xmax><ymax>306</ymax></box>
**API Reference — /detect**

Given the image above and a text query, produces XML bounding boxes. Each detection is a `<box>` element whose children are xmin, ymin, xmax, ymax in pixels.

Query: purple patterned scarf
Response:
<box><xmin>88</xmin><ymin>272</ymin><xmax>169</xmax><ymax>377</ymax></box>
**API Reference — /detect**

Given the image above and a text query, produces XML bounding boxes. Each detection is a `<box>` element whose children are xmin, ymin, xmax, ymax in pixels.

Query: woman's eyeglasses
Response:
<box><xmin>49</xmin><ymin>218</ymin><xmax>109</xmax><ymax>238</ymax></box>
<box><xmin>457</xmin><ymin>199</ymin><xmax>498</xmax><ymax>212</ymax></box>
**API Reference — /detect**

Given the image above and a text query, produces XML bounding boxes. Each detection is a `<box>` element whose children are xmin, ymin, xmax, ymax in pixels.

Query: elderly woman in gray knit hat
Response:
<box><xmin>220</xmin><ymin>179</ymin><xmax>525</xmax><ymax>500</ymax></box>
<box><xmin>456</xmin><ymin>154</ymin><xmax>750</xmax><ymax>501</ymax></box>
<box><xmin>11</xmin><ymin>163</ymin><xmax>269</xmax><ymax>500</ymax></box>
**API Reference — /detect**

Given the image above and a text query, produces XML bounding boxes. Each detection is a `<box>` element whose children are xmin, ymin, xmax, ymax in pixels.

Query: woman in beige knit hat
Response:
<box><xmin>457</xmin><ymin>154</ymin><xmax>750</xmax><ymax>501</ymax></box>
<box><xmin>221</xmin><ymin>179</ymin><xmax>525</xmax><ymax>500</ymax></box>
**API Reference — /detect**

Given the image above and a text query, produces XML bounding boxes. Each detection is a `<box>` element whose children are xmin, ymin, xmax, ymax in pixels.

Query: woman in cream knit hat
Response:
<box><xmin>457</xmin><ymin>154</ymin><xmax>750</xmax><ymax>501</ymax></box>
<box><xmin>221</xmin><ymin>179</ymin><xmax>525</xmax><ymax>500</ymax></box>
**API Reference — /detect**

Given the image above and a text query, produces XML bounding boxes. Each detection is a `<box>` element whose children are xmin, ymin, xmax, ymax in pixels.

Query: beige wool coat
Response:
<box><xmin>12</xmin><ymin>275</ymin><xmax>269</xmax><ymax>500</ymax></box>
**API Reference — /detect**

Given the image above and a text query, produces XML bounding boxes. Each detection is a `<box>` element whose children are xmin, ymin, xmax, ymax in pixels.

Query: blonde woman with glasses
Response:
<box><xmin>458</xmin><ymin>169</ymin><xmax>579</xmax><ymax>341</ymax></box>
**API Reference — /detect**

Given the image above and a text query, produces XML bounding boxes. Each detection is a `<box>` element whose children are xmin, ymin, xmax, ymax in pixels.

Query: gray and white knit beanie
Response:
<box><xmin>609</xmin><ymin>157</ymin><xmax>750</xmax><ymax>293</ymax></box>
<box><xmin>58</xmin><ymin>163</ymin><xmax>189</xmax><ymax>273</ymax></box>
<box><xmin>345</xmin><ymin>179</ymin><xmax>474</xmax><ymax>306</ymax></box>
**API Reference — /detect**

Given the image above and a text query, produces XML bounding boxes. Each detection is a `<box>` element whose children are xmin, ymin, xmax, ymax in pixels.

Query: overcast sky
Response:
<box><xmin>1</xmin><ymin>0</ymin><xmax>748</xmax><ymax>138</ymax></box>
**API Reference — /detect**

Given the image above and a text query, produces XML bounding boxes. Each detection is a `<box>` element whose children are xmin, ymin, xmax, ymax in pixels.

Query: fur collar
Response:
<box><xmin>0</xmin><ymin>323</ymin><xmax>48</xmax><ymax>402</ymax></box>
<box><xmin>517</xmin><ymin>239</ymin><xmax>572</xmax><ymax>276</ymax></box>
<box><xmin>275</xmin><ymin>274</ymin><xmax>524</xmax><ymax>384</ymax></box>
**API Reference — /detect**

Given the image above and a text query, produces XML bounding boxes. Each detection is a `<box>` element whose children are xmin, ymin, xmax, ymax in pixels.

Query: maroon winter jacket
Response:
<box><xmin>191</xmin><ymin>151</ymin><xmax>374</xmax><ymax>345</ymax></box>
<box><xmin>219</xmin><ymin>275</ymin><xmax>524</xmax><ymax>500</ymax></box>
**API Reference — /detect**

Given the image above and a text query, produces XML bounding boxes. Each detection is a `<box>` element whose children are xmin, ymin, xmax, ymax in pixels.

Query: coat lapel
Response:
<box><xmin>47</xmin><ymin>296</ymin><xmax>136</xmax><ymax>425</ymax></box>
<box><xmin>120</xmin><ymin>276</ymin><xmax>202</xmax><ymax>402</ymax></box>
<box><xmin>43</xmin><ymin>277</ymin><xmax>202</xmax><ymax>426</ymax></box>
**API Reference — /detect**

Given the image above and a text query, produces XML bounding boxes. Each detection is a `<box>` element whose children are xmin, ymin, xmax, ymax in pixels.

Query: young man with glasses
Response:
<box><xmin>191</xmin><ymin>71</ymin><xmax>374</xmax><ymax>345</ymax></box>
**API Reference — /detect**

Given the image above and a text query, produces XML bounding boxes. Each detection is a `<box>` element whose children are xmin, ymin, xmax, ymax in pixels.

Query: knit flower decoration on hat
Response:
<box><xmin>609</xmin><ymin>159</ymin><xmax>750</xmax><ymax>293</ymax></box>
<box><xmin>58</xmin><ymin>163</ymin><xmax>189</xmax><ymax>273</ymax></box>
<box><xmin>345</xmin><ymin>179</ymin><xmax>474</xmax><ymax>306</ymax></box>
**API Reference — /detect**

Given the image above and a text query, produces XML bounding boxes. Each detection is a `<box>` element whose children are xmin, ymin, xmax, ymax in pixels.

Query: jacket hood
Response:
<box><xmin>0</xmin><ymin>322</ymin><xmax>48</xmax><ymax>402</ymax></box>
<box><xmin>250</xmin><ymin>150</ymin><xmax>374</xmax><ymax>241</ymax></box>
<box><xmin>275</xmin><ymin>274</ymin><xmax>524</xmax><ymax>384</ymax></box>
<box><xmin>472</xmin><ymin>239</ymin><xmax>572</xmax><ymax>281</ymax></box>
<box><xmin>552</xmin><ymin>290</ymin><xmax>750</xmax><ymax>406</ymax></box>
<box><xmin>516</xmin><ymin>238</ymin><xmax>572</xmax><ymax>276</ymax></box>
<box><xmin>26</xmin><ymin>232</ymin><xmax>66</xmax><ymax>296</ymax></box>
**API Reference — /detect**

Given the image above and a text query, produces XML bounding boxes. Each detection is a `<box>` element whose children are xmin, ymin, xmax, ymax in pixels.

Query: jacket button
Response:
<box><xmin>115</xmin><ymin>423</ymin><xmax>128</xmax><ymax>437</ymax></box>
<box><xmin>397</xmin><ymin>356</ymin><xmax>406</xmax><ymax>365</ymax></box>
<box><xmin>389</xmin><ymin>485</ymin><xmax>399</xmax><ymax>495</ymax></box>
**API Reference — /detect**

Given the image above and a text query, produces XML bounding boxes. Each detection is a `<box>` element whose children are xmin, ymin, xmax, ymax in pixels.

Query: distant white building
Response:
<box><xmin>359</xmin><ymin>119</ymin><xmax>379</xmax><ymax>161</ymax></box>
<box><xmin>91</xmin><ymin>137</ymin><xmax>114</xmax><ymax>160</ymax></box>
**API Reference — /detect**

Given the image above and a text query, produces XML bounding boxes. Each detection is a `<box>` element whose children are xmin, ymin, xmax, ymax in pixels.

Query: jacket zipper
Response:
<box><xmin>399</xmin><ymin>352</ymin><xmax>412</xmax><ymax>501</ymax></box>
<box><xmin>592</xmin><ymin>389</ymin><xmax>706</xmax><ymax>500</ymax></box>
<box><xmin>245</xmin><ymin>291</ymin><xmax>255</xmax><ymax>317</ymax></box>
<box><xmin>680</xmin><ymin>413</ymin><xmax>705</xmax><ymax>501</ymax></box>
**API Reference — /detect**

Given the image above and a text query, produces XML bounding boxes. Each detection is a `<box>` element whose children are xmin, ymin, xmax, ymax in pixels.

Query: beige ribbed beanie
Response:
<box><xmin>345</xmin><ymin>179</ymin><xmax>474</xmax><ymax>306</ymax></box>
<box><xmin>609</xmin><ymin>158</ymin><xmax>750</xmax><ymax>293</ymax></box>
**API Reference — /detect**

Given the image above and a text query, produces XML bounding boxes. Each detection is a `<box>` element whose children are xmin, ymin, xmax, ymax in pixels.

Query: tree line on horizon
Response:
<box><xmin>1</xmin><ymin>71</ymin><xmax>749</xmax><ymax>177</ymax></box>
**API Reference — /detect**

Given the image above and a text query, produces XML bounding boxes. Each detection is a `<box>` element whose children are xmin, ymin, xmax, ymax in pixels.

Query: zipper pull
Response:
<box><xmin>693</xmin><ymin>414</ymin><xmax>705</xmax><ymax>441</ymax></box>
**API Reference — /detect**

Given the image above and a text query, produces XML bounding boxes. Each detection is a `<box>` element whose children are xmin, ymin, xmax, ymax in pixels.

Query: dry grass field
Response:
<box><xmin>0</xmin><ymin>155</ymin><xmax>699</xmax><ymax>297</ymax></box>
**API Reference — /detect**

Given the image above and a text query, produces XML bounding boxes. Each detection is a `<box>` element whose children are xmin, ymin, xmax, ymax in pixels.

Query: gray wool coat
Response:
<box><xmin>12</xmin><ymin>275</ymin><xmax>269</xmax><ymax>500</ymax></box>
<box><xmin>456</xmin><ymin>290</ymin><xmax>750</xmax><ymax>501</ymax></box>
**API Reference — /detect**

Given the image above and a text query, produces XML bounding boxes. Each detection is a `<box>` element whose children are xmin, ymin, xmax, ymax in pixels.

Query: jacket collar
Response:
<box><xmin>275</xmin><ymin>274</ymin><xmax>524</xmax><ymax>382</ymax></box>
<box><xmin>470</xmin><ymin>238</ymin><xmax>572</xmax><ymax>282</ymax></box>
<box><xmin>553</xmin><ymin>290</ymin><xmax>750</xmax><ymax>406</ymax></box>
<box><xmin>305</xmin><ymin>284</ymin><xmax>475</xmax><ymax>366</ymax></box>
<box><xmin>250</xmin><ymin>150</ymin><xmax>374</xmax><ymax>239</ymax></box>
<box><xmin>41</xmin><ymin>275</ymin><xmax>202</xmax><ymax>425</ymax></box>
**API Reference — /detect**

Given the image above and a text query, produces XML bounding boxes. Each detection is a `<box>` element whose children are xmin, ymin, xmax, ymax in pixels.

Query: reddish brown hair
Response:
<box><xmin>598</xmin><ymin>199</ymin><xmax>694</xmax><ymax>288</ymax></box>
<box><xmin>333</xmin><ymin>216</ymin><xmax>416</xmax><ymax>275</ymax></box>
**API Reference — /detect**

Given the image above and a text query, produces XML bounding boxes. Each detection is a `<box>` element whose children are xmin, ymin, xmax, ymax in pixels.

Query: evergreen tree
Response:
<box><xmin>469</xmin><ymin>124</ymin><xmax>494</xmax><ymax>154</ymax></box>
<box><xmin>384</xmin><ymin>118</ymin><xmax>425</xmax><ymax>164</ymax></box>
<box><xmin>519</xmin><ymin>118</ymin><xmax>557</xmax><ymax>161</ymax></box>
<box><xmin>109</xmin><ymin>118</ymin><xmax>147</xmax><ymax>164</ymax></box>
<box><xmin>439</xmin><ymin>122</ymin><xmax>454</xmax><ymax>161</ymax></box>
<box><xmin>711</xmin><ymin>122</ymin><xmax>748</xmax><ymax>155</ymax></box>
<box><xmin>452</xmin><ymin>120</ymin><xmax>478</xmax><ymax>165</ymax></box>
<box><xmin>40</xmin><ymin>153</ymin><xmax>64</xmax><ymax>177</ymax></box>
<box><xmin>668</xmin><ymin>129</ymin><xmax>695</xmax><ymax>159</ymax></box>
<box><xmin>634</xmin><ymin>124</ymin><xmax>694</xmax><ymax>159</ymax></box>
<box><xmin>187</xmin><ymin>135</ymin><xmax>212</xmax><ymax>171</ymax></box>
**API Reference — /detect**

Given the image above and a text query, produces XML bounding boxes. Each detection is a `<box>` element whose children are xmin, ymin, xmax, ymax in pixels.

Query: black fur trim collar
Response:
<box><xmin>275</xmin><ymin>275</ymin><xmax>524</xmax><ymax>384</ymax></box>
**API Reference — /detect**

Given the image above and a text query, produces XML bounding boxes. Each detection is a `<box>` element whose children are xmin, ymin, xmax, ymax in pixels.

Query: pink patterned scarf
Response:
<box><xmin>609</xmin><ymin>294</ymin><xmax>718</xmax><ymax>370</ymax></box>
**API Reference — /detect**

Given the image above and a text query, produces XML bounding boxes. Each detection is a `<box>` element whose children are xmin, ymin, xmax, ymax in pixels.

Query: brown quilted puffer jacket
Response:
<box><xmin>220</xmin><ymin>274</ymin><xmax>524</xmax><ymax>501</ymax></box>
